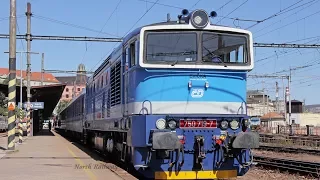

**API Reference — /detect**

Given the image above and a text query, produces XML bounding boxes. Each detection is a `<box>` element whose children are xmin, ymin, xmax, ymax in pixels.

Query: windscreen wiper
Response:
<box><xmin>171</xmin><ymin>50</ymin><xmax>196</xmax><ymax>66</ymax></box>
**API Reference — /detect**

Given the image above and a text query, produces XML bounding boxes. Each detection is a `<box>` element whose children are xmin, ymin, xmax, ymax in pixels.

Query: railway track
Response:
<box><xmin>254</xmin><ymin>155</ymin><xmax>320</xmax><ymax>177</ymax></box>
<box><xmin>257</xmin><ymin>145</ymin><xmax>320</xmax><ymax>155</ymax></box>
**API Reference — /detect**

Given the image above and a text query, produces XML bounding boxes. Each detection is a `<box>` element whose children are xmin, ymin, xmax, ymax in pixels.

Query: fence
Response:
<box><xmin>259</xmin><ymin>136</ymin><xmax>320</xmax><ymax>148</ymax></box>
<box><xmin>258</xmin><ymin>125</ymin><xmax>320</xmax><ymax>136</ymax></box>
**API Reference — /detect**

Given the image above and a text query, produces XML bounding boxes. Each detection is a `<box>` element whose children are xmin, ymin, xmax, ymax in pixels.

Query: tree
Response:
<box><xmin>0</xmin><ymin>91</ymin><xmax>7</xmax><ymax>107</ymax></box>
<box><xmin>56</xmin><ymin>100</ymin><xmax>69</xmax><ymax>114</ymax></box>
<box><xmin>0</xmin><ymin>92</ymin><xmax>8</xmax><ymax>116</ymax></box>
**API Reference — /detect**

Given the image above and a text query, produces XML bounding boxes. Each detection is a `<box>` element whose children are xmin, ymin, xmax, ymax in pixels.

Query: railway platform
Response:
<box><xmin>0</xmin><ymin>130</ymin><xmax>135</xmax><ymax>180</ymax></box>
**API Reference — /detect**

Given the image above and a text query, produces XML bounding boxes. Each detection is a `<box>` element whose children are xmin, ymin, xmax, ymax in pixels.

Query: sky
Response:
<box><xmin>0</xmin><ymin>0</ymin><xmax>320</xmax><ymax>105</ymax></box>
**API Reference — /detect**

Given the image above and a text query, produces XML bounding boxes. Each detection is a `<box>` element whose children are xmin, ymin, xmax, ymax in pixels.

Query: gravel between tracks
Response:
<box><xmin>237</xmin><ymin>167</ymin><xmax>316</xmax><ymax>180</ymax></box>
<box><xmin>252</xmin><ymin>149</ymin><xmax>320</xmax><ymax>163</ymax></box>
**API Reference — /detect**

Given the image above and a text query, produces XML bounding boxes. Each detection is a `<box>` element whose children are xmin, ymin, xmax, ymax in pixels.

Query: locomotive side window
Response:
<box><xmin>125</xmin><ymin>48</ymin><xmax>129</xmax><ymax>68</ymax></box>
<box><xmin>130</xmin><ymin>42</ymin><xmax>136</xmax><ymax>67</ymax></box>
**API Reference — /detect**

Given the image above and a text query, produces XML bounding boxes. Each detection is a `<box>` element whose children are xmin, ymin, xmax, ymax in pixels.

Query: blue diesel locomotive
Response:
<box><xmin>56</xmin><ymin>9</ymin><xmax>259</xmax><ymax>179</ymax></box>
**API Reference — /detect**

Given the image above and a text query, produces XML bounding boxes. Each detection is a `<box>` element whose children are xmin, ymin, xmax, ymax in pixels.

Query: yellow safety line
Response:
<box><xmin>67</xmin><ymin>147</ymin><xmax>97</xmax><ymax>180</ymax></box>
<box><xmin>54</xmin><ymin>132</ymin><xmax>97</xmax><ymax>180</ymax></box>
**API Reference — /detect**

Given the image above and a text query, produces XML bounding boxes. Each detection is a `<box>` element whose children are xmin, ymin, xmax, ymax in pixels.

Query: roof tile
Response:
<box><xmin>0</xmin><ymin>68</ymin><xmax>59</xmax><ymax>83</ymax></box>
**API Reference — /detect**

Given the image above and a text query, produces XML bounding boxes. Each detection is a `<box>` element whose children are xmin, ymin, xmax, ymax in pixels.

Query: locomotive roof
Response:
<box><xmin>122</xmin><ymin>21</ymin><xmax>232</xmax><ymax>42</ymax></box>
<box><xmin>88</xmin><ymin>21</ymin><xmax>248</xmax><ymax>82</ymax></box>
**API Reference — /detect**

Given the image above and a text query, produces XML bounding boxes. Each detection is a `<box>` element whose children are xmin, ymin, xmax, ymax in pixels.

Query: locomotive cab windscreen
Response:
<box><xmin>139</xmin><ymin>9</ymin><xmax>253</xmax><ymax>70</ymax></box>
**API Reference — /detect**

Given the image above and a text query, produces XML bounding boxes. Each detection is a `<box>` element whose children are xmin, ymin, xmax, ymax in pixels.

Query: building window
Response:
<box><xmin>66</xmin><ymin>88</ymin><xmax>69</xmax><ymax>92</ymax></box>
<box><xmin>77</xmin><ymin>88</ymin><xmax>80</xmax><ymax>91</ymax></box>
<box><xmin>66</xmin><ymin>94</ymin><xmax>69</xmax><ymax>98</ymax></box>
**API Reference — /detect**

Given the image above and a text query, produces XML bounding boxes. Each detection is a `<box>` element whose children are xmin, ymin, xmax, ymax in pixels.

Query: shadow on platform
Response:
<box><xmin>35</xmin><ymin>130</ymin><xmax>55</xmax><ymax>136</ymax></box>
<box><xmin>0</xmin><ymin>146</ymin><xmax>6</xmax><ymax>150</ymax></box>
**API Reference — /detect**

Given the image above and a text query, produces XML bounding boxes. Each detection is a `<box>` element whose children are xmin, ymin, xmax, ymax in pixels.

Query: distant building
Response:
<box><xmin>305</xmin><ymin>104</ymin><xmax>320</xmax><ymax>113</ymax></box>
<box><xmin>247</xmin><ymin>90</ymin><xmax>276</xmax><ymax>117</ymax></box>
<box><xmin>260</xmin><ymin>112</ymin><xmax>286</xmax><ymax>130</ymax></box>
<box><xmin>286</xmin><ymin>100</ymin><xmax>303</xmax><ymax>125</ymax></box>
<box><xmin>0</xmin><ymin>68</ymin><xmax>60</xmax><ymax>86</ymax></box>
<box><xmin>56</xmin><ymin>64</ymin><xmax>87</xmax><ymax>101</ymax></box>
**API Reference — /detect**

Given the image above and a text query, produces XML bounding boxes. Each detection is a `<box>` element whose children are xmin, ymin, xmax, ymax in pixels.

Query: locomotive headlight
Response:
<box><xmin>168</xmin><ymin>120</ymin><xmax>177</xmax><ymax>130</ymax></box>
<box><xmin>220</xmin><ymin>120</ymin><xmax>228</xmax><ymax>130</ymax></box>
<box><xmin>194</xmin><ymin>16</ymin><xmax>203</xmax><ymax>24</ymax></box>
<box><xmin>230</xmin><ymin>119</ymin><xmax>239</xmax><ymax>130</ymax></box>
<box><xmin>156</xmin><ymin>118</ymin><xmax>166</xmax><ymax>129</ymax></box>
<box><xmin>190</xmin><ymin>10</ymin><xmax>209</xmax><ymax>28</ymax></box>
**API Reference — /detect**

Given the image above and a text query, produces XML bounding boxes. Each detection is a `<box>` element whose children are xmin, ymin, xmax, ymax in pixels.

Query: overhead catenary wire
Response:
<box><xmin>190</xmin><ymin>0</ymin><xmax>202</xmax><ymax>9</ymax></box>
<box><xmin>249</xmin><ymin>59</ymin><xmax>320</xmax><ymax>89</ymax></box>
<box><xmin>255</xmin><ymin>8</ymin><xmax>320</xmax><ymax>39</ymax></box>
<box><xmin>255</xmin><ymin>37</ymin><xmax>320</xmax><ymax>64</ymax></box>
<box><xmin>32</xmin><ymin>14</ymin><xmax>120</xmax><ymax>37</ymax></box>
<box><xmin>216</xmin><ymin>0</ymin><xmax>249</xmax><ymax>24</ymax></box>
<box><xmin>249</xmin><ymin>50</ymin><xmax>320</xmax><ymax>88</ymax></box>
<box><xmin>0</xmin><ymin>14</ymin><xmax>24</xmax><ymax>22</ymax></box>
<box><xmin>246</xmin><ymin>0</ymin><xmax>315</xmax><ymax>29</ymax></box>
<box><xmin>253</xmin><ymin>0</ymin><xmax>319</xmax><ymax>35</ymax></box>
<box><xmin>79</xmin><ymin>0</ymin><xmax>122</xmax><ymax>64</ymax></box>
<box><xmin>137</xmin><ymin>0</ymin><xmax>256</xmax><ymax>22</ymax></box>
<box><xmin>89</xmin><ymin>0</ymin><xmax>160</xmax><ymax>72</ymax></box>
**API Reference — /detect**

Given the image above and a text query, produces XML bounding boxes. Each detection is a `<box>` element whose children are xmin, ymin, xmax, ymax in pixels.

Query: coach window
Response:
<box><xmin>101</xmin><ymin>76</ymin><xmax>103</xmax><ymax>88</ymax></box>
<box><xmin>130</xmin><ymin>41</ymin><xmax>136</xmax><ymax>67</ymax></box>
<box><xmin>105</xmin><ymin>73</ymin><xmax>108</xmax><ymax>85</ymax></box>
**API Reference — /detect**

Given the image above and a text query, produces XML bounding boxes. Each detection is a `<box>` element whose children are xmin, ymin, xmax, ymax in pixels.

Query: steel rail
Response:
<box><xmin>257</xmin><ymin>145</ymin><xmax>320</xmax><ymax>155</ymax></box>
<box><xmin>254</xmin><ymin>156</ymin><xmax>320</xmax><ymax>177</ymax></box>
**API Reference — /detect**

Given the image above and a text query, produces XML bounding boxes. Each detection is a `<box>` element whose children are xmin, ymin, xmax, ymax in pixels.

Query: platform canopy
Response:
<box><xmin>0</xmin><ymin>81</ymin><xmax>65</xmax><ymax>120</ymax></box>
<box><xmin>30</xmin><ymin>84</ymin><xmax>66</xmax><ymax>119</ymax></box>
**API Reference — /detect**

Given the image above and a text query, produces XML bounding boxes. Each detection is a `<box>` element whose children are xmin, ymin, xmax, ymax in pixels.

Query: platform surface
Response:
<box><xmin>0</xmin><ymin>130</ymin><xmax>127</xmax><ymax>180</ymax></box>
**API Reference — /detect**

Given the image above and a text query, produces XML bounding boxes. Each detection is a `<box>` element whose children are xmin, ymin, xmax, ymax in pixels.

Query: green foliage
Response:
<box><xmin>0</xmin><ymin>91</ymin><xmax>7</xmax><ymax>107</ymax></box>
<box><xmin>56</xmin><ymin>100</ymin><xmax>69</xmax><ymax>114</ymax></box>
<box><xmin>0</xmin><ymin>107</ymin><xmax>8</xmax><ymax>116</ymax></box>
<box><xmin>0</xmin><ymin>92</ymin><xmax>26</xmax><ymax>118</ymax></box>
<box><xmin>0</xmin><ymin>92</ymin><xmax>8</xmax><ymax>116</ymax></box>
